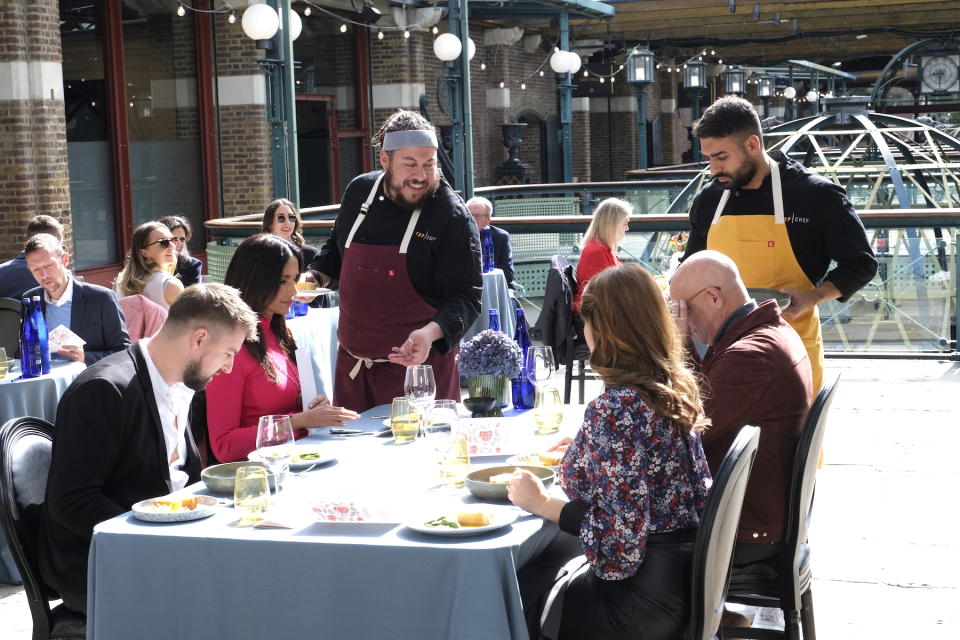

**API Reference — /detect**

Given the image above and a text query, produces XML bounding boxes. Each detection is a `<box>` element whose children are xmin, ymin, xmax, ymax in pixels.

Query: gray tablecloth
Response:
<box><xmin>85</xmin><ymin>405</ymin><xmax>589</xmax><ymax>640</ymax></box>
<box><xmin>0</xmin><ymin>359</ymin><xmax>85</xmax><ymax>584</ymax></box>
<box><xmin>462</xmin><ymin>268</ymin><xmax>516</xmax><ymax>343</ymax></box>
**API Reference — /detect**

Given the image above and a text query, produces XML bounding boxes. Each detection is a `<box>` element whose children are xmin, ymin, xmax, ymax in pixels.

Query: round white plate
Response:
<box><xmin>293</xmin><ymin>288</ymin><xmax>332</xmax><ymax>300</ymax></box>
<box><xmin>405</xmin><ymin>509</ymin><xmax>518</xmax><ymax>536</ymax></box>
<box><xmin>132</xmin><ymin>495</ymin><xmax>218</xmax><ymax>523</ymax></box>
<box><xmin>506</xmin><ymin>454</ymin><xmax>560</xmax><ymax>471</ymax></box>
<box><xmin>248</xmin><ymin>446</ymin><xmax>335</xmax><ymax>469</ymax></box>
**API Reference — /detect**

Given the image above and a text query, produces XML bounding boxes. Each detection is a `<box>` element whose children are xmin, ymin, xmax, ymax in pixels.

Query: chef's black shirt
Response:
<box><xmin>682</xmin><ymin>151</ymin><xmax>878</xmax><ymax>301</ymax></box>
<box><xmin>310</xmin><ymin>171</ymin><xmax>482</xmax><ymax>353</ymax></box>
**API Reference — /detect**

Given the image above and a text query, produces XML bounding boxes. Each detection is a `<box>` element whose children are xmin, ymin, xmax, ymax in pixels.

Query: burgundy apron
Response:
<box><xmin>334</xmin><ymin>172</ymin><xmax>461</xmax><ymax>412</ymax></box>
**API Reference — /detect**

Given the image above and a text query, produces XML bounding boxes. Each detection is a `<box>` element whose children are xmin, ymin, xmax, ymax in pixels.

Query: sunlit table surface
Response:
<box><xmin>87</xmin><ymin>403</ymin><xmax>587</xmax><ymax>640</ymax></box>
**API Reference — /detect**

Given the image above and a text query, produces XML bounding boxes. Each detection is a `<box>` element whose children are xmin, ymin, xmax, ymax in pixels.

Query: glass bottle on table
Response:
<box><xmin>31</xmin><ymin>296</ymin><xmax>51</xmax><ymax>374</ymax></box>
<box><xmin>481</xmin><ymin>228</ymin><xmax>495</xmax><ymax>273</ymax></box>
<box><xmin>511</xmin><ymin>307</ymin><xmax>535</xmax><ymax>410</ymax></box>
<box><xmin>488</xmin><ymin>308</ymin><xmax>501</xmax><ymax>332</ymax></box>
<box><xmin>19</xmin><ymin>297</ymin><xmax>41</xmax><ymax>378</ymax></box>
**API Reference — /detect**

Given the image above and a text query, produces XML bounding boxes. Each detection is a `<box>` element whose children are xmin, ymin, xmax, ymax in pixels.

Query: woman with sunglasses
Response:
<box><xmin>159</xmin><ymin>215</ymin><xmax>203</xmax><ymax>287</ymax></box>
<box><xmin>205</xmin><ymin>234</ymin><xmax>359</xmax><ymax>463</ymax></box>
<box><xmin>262</xmin><ymin>198</ymin><xmax>318</xmax><ymax>267</ymax></box>
<box><xmin>115</xmin><ymin>221</ymin><xmax>184</xmax><ymax>309</ymax></box>
<box><xmin>508</xmin><ymin>263</ymin><xmax>711</xmax><ymax>640</ymax></box>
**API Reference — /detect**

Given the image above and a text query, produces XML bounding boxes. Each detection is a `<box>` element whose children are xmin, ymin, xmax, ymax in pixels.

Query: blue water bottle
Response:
<box><xmin>488</xmin><ymin>309</ymin><xmax>501</xmax><ymax>332</ymax></box>
<box><xmin>481</xmin><ymin>228</ymin><xmax>495</xmax><ymax>273</ymax></box>
<box><xmin>511</xmin><ymin>306</ymin><xmax>535</xmax><ymax>409</ymax></box>
<box><xmin>31</xmin><ymin>296</ymin><xmax>51</xmax><ymax>374</ymax></box>
<box><xmin>19</xmin><ymin>298</ymin><xmax>41</xmax><ymax>378</ymax></box>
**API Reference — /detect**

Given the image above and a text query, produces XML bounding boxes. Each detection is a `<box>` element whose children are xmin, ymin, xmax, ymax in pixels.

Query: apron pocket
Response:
<box><xmin>739</xmin><ymin>241</ymin><xmax>777</xmax><ymax>288</ymax></box>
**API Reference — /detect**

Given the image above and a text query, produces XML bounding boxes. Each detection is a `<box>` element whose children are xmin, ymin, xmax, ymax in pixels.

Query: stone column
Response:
<box><xmin>0</xmin><ymin>1</ymin><xmax>71</xmax><ymax>260</ymax></box>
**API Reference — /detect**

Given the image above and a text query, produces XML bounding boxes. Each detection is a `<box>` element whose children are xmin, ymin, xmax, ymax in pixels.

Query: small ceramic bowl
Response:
<box><xmin>462</xmin><ymin>396</ymin><xmax>497</xmax><ymax>415</ymax></box>
<box><xmin>201</xmin><ymin>461</ymin><xmax>285</xmax><ymax>494</ymax></box>
<box><xmin>465</xmin><ymin>465</ymin><xmax>555</xmax><ymax>500</ymax></box>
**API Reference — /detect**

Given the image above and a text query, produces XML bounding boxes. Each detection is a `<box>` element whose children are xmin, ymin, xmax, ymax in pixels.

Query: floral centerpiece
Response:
<box><xmin>457</xmin><ymin>329</ymin><xmax>522</xmax><ymax>413</ymax></box>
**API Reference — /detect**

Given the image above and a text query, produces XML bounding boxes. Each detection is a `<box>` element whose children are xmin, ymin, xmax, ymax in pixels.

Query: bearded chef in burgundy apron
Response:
<box><xmin>332</xmin><ymin>130</ymin><xmax>464</xmax><ymax>412</ymax></box>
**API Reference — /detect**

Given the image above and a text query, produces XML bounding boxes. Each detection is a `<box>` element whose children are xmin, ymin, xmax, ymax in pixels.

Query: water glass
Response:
<box><xmin>526</xmin><ymin>346</ymin><xmax>556</xmax><ymax>390</ymax></box>
<box><xmin>255</xmin><ymin>414</ymin><xmax>295</xmax><ymax>477</ymax></box>
<box><xmin>234</xmin><ymin>465</ymin><xmax>269</xmax><ymax>525</ymax></box>
<box><xmin>390</xmin><ymin>397</ymin><xmax>420</xmax><ymax>444</ymax></box>
<box><xmin>534</xmin><ymin>387</ymin><xmax>563</xmax><ymax>435</ymax></box>
<box><xmin>423</xmin><ymin>400</ymin><xmax>459</xmax><ymax>454</ymax></box>
<box><xmin>404</xmin><ymin>365</ymin><xmax>437</xmax><ymax>412</ymax></box>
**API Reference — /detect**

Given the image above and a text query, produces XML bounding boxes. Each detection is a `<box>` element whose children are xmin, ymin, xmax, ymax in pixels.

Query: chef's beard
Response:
<box><xmin>715</xmin><ymin>154</ymin><xmax>759</xmax><ymax>191</ymax></box>
<box><xmin>383</xmin><ymin>167</ymin><xmax>440</xmax><ymax>211</ymax></box>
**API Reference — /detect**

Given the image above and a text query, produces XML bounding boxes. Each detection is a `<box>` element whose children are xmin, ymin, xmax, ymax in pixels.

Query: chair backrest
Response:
<box><xmin>688</xmin><ymin>425</ymin><xmax>760</xmax><ymax>640</ymax></box>
<box><xmin>0</xmin><ymin>296</ymin><xmax>21</xmax><ymax>355</ymax></box>
<box><xmin>0</xmin><ymin>417</ymin><xmax>57</xmax><ymax>637</ymax></box>
<box><xmin>782</xmin><ymin>374</ymin><xmax>840</xmax><ymax>605</ymax></box>
<box><xmin>118</xmin><ymin>293</ymin><xmax>168</xmax><ymax>343</ymax></box>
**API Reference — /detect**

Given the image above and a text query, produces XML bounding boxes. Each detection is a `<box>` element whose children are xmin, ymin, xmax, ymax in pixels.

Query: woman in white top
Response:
<box><xmin>115</xmin><ymin>221</ymin><xmax>184</xmax><ymax>309</ymax></box>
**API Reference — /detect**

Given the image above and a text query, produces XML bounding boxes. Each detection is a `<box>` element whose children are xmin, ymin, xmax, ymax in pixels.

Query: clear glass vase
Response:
<box><xmin>466</xmin><ymin>373</ymin><xmax>509</xmax><ymax>413</ymax></box>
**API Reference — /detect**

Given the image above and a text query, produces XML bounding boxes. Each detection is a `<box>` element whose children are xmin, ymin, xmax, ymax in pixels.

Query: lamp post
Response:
<box><xmin>757</xmin><ymin>75</ymin><xmax>773</xmax><ymax>117</ymax></box>
<box><xmin>682</xmin><ymin>59</ymin><xmax>707</xmax><ymax>162</ymax></box>
<box><xmin>626</xmin><ymin>47</ymin><xmax>655</xmax><ymax>169</ymax></box>
<box><xmin>434</xmin><ymin>12</ymin><xmax>477</xmax><ymax>196</ymax></box>
<box><xmin>722</xmin><ymin>68</ymin><xmax>746</xmax><ymax>95</ymax></box>
<box><xmin>782</xmin><ymin>85</ymin><xmax>797</xmax><ymax>121</ymax></box>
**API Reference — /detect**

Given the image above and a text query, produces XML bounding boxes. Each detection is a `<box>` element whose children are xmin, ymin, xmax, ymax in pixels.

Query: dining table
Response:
<box><xmin>86</xmin><ymin>402</ymin><xmax>585</xmax><ymax>640</ymax></box>
<box><xmin>0</xmin><ymin>358</ymin><xmax>86</xmax><ymax>584</ymax></box>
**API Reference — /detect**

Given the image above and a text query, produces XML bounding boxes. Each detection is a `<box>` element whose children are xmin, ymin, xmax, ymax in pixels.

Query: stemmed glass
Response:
<box><xmin>527</xmin><ymin>346</ymin><xmax>559</xmax><ymax>434</ymax></box>
<box><xmin>255</xmin><ymin>415</ymin><xmax>295</xmax><ymax>483</ymax></box>
<box><xmin>234</xmin><ymin>466</ymin><xmax>269</xmax><ymax>526</ymax></box>
<box><xmin>423</xmin><ymin>400</ymin><xmax>469</xmax><ymax>489</ymax></box>
<box><xmin>526</xmin><ymin>346</ymin><xmax>556</xmax><ymax>390</ymax></box>
<box><xmin>403</xmin><ymin>364</ymin><xmax>436</xmax><ymax>434</ymax></box>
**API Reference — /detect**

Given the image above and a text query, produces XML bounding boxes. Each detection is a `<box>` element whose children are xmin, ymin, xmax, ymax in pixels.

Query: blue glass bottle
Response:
<box><xmin>19</xmin><ymin>298</ymin><xmax>41</xmax><ymax>378</ymax></box>
<box><xmin>488</xmin><ymin>308</ymin><xmax>501</xmax><ymax>332</ymax></box>
<box><xmin>481</xmin><ymin>228</ymin><xmax>495</xmax><ymax>273</ymax></box>
<box><xmin>31</xmin><ymin>296</ymin><xmax>51</xmax><ymax>374</ymax></box>
<box><xmin>511</xmin><ymin>306</ymin><xmax>535</xmax><ymax>409</ymax></box>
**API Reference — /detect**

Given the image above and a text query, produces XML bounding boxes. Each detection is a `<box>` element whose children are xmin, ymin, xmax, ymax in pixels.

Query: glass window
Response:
<box><xmin>294</xmin><ymin>17</ymin><xmax>361</xmax><ymax>130</ymax></box>
<box><xmin>61</xmin><ymin>1</ymin><xmax>118</xmax><ymax>269</ymax></box>
<box><xmin>122</xmin><ymin>0</ymin><xmax>205</xmax><ymax>253</ymax></box>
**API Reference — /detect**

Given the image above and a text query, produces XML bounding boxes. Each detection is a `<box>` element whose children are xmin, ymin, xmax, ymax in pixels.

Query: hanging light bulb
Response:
<box><xmin>176</xmin><ymin>2</ymin><xmax>185</xmax><ymax>17</ymax></box>
<box><xmin>304</xmin><ymin>7</ymin><xmax>311</xmax><ymax>16</ymax></box>
<box><xmin>339</xmin><ymin>23</ymin><xmax>347</xmax><ymax>33</ymax></box>
<box><xmin>702</xmin><ymin>49</ymin><xmax>707</xmax><ymax>55</ymax></box>
<box><xmin>656</xmin><ymin>63</ymin><xmax>662</xmax><ymax>69</ymax></box>
<box><xmin>403</xmin><ymin>30</ymin><xmax>410</xmax><ymax>39</ymax></box>
<box><xmin>499</xmin><ymin>80</ymin><xmax>505</xmax><ymax>89</ymax></box>
<box><xmin>521</xmin><ymin>82</ymin><xmax>526</xmax><ymax>90</ymax></box>
<box><xmin>228</xmin><ymin>11</ymin><xmax>236</xmax><ymax>24</ymax></box>
<box><xmin>610</xmin><ymin>76</ymin><xmax>615</xmax><ymax>83</ymax></box>
<box><xmin>711</xmin><ymin>49</ymin><xmax>716</xmax><ymax>55</ymax></box>
<box><xmin>582</xmin><ymin>69</ymin><xmax>588</xmax><ymax>77</ymax></box>
<box><xmin>480</xmin><ymin>61</ymin><xmax>486</xmax><ymax>70</ymax></box>
<box><xmin>432</xmin><ymin>26</ymin><xmax>438</xmax><ymax>35</ymax></box>
<box><xmin>683</xmin><ymin>63</ymin><xmax>688</xmax><ymax>69</ymax></box>
<box><xmin>718</xmin><ymin>58</ymin><xmax>723</xmax><ymax>64</ymax></box>
<box><xmin>539</xmin><ymin>70</ymin><xmax>544</xmax><ymax>77</ymax></box>
<box><xmin>599</xmin><ymin>77</ymin><xmax>604</xmax><ymax>83</ymax></box>
<box><xmin>377</xmin><ymin>30</ymin><xmax>384</xmax><ymax>40</ymax></box>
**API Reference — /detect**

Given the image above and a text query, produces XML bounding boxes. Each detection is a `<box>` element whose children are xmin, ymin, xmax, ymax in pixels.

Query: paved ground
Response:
<box><xmin>2</xmin><ymin>357</ymin><xmax>957</xmax><ymax>638</ymax></box>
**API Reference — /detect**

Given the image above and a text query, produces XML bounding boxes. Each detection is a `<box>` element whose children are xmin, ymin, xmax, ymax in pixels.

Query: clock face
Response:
<box><xmin>921</xmin><ymin>55</ymin><xmax>959</xmax><ymax>93</ymax></box>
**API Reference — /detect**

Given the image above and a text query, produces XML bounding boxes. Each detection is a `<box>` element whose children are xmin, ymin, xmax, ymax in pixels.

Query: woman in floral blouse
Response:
<box><xmin>509</xmin><ymin>262</ymin><xmax>712</xmax><ymax>639</ymax></box>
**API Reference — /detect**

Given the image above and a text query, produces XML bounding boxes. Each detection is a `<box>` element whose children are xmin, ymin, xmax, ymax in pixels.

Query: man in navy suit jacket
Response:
<box><xmin>466</xmin><ymin>196</ymin><xmax>515</xmax><ymax>287</ymax></box>
<box><xmin>22</xmin><ymin>233</ymin><xmax>130</xmax><ymax>365</ymax></box>
<box><xmin>0</xmin><ymin>215</ymin><xmax>64</xmax><ymax>299</ymax></box>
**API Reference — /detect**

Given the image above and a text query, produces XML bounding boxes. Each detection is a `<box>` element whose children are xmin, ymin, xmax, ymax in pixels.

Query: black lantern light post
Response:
<box><xmin>683</xmin><ymin>59</ymin><xmax>708</xmax><ymax>162</ymax></box>
<box><xmin>722</xmin><ymin>67</ymin><xmax>747</xmax><ymax>95</ymax></box>
<box><xmin>626</xmin><ymin>47</ymin><xmax>656</xmax><ymax>169</ymax></box>
<box><xmin>757</xmin><ymin>75</ymin><xmax>774</xmax><ymax>117</ymax></box>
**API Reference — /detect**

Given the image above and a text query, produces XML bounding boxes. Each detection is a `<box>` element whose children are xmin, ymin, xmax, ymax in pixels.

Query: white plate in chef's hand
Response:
<box><xmin>404</xmin><ymin>509</ymin><xmax>518</xmax><ymax>536</ymax></box>
<box><xmin>293</xmin><ymin>288</ymin><xmax>333</xmax><ymax>300</ymax></box>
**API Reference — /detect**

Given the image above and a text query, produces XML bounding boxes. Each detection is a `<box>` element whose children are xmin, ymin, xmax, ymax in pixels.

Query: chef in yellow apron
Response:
<box><xmin>707</xmin><ymin>154</ymin><xmax>825</xmax><ymax>392</ymax></box>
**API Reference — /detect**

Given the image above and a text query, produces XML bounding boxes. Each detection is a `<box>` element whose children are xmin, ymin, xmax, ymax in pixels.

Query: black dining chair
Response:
<box><xmin>688</xmin><ymin>425</ymin><xmax>761</xmax><ymax>640</ymax></box>
<box><xmin>0</xmin><ymin>417</ymin><xmax>85</xmax><ymax>640</ymax></box>
<box><xmin>0</xmin><ymin>297</ymin><xmax>21</xmax><ymax>355</ymax></box>
<box><xmin>721</xmin><ymin>375</ymin><xmax>841</xmax><ymax>640</ymax></box>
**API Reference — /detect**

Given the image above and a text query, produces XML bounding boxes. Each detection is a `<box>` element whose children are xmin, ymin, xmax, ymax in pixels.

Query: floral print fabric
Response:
<box><xmin>559</xmin><ymin>386</ymin><xmax>712</xmax><ymax>580</ymax></box>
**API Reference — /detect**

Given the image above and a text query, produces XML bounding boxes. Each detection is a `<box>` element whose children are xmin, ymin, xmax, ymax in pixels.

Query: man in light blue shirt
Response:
<box><xmin>23</xmin><ymin>234</ymin><xmax>130</xmax><ymax>365</ymax></box>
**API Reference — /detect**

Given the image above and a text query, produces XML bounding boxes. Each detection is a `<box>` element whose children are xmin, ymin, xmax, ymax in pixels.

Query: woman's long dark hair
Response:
<box><xmin>224</xmin><ymin>234</ymin><xmax>303</xmax><ymax>381</ymax></box>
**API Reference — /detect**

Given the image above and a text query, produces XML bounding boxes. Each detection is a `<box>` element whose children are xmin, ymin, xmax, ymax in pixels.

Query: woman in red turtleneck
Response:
<box><xmin>205</xmin><ymin>234</ymin><xmax>358</xmax><ymax>463</ymax></box>
<box><xmin>573</xmin><ymin>198</ymin><xmax>631</xmax><ymax>312</ymax></box>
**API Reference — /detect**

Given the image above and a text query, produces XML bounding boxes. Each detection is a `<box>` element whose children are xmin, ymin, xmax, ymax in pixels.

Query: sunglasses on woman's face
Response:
<box><xmin>275</xmin><ymin>214</ymin><xmax>297</xmax><ymax>224</ymax></box>
<box><xmin>144</xmin><ymin>238</ymin><xmax>173</xmax><ymax>249</ymax></box>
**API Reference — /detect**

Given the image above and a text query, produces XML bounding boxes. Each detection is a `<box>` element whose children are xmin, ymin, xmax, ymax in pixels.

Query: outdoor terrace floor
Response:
<box><xmin>1</xmin><ymin>357</ymin><xmax>958</xmax><ymax>639</ymax></box>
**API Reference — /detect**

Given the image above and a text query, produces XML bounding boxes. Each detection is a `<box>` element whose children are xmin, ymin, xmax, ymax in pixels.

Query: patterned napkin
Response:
<box><xmin>461</xmin><ymin>418</ymin><xmax>511</xmax><ymax>455</ymax></box>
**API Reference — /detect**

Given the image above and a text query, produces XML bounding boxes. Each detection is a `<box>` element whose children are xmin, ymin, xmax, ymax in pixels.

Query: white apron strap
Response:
<box><xmin>710</xmin><ymin>154</ymin><xmax>784</xmax><ymax>225</ymax></box>
<box><xmin>398</xmin><ymin>207</ymin><xmax>422</xmax><ymax>254</ymax></box>
<box><xmin>344</xmin><ymin>172</ymin><xmax>385</xmax><ymax>248</ymax></box>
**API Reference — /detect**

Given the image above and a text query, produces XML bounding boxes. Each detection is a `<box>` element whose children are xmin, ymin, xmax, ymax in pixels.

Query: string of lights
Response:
<box><xmin>175</xmin><ymin>1</ymin><xmax>237</xmax><ymax>22</ymax></box>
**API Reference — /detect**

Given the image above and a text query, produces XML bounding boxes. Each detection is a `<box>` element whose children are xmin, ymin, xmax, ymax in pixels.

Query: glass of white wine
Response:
<box><xmin>424</xmin><ymin>400</ymin><xmax>469</xmax><ymax>489</ymax></box>
<box><xmin>255</xmin><ymin>415</ymin><xmax>295</xmax><ymax>481</ymax></box>
<box><xmin>390</xmin><ymin>397</ymin><xmax>420</xmax><ymax>444</ymax></box>
<box><xmin>234</xmin><ymin>465</ymin><xmax>269</xmax><ymax>525</ymax></box>
<box><xmin>534</xmin><ymin>387</ymin><xmax>563</xmax><ymax>435</ymax></box>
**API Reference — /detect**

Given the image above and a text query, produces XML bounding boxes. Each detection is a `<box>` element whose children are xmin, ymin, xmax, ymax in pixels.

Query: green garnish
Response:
<box><xmin>297</xmin><ymin>452</ymin><xmax>321</xmax><ymax>461</ymax></box>
<box><xmin>424</xmin><ymin>516</ymin><xmax>460</xmax><ymax>528</ymax></box>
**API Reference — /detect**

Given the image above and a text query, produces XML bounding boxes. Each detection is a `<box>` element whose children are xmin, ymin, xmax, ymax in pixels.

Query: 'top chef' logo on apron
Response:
<box><xmin>414</xmin><ymin>231</ymin><xmax>437</xmax><ymax>242</ymax></box>
<box><xmin>784</xmin><ymin>215</ymin><xmax>811</xmax><ymax>224</ymax></box>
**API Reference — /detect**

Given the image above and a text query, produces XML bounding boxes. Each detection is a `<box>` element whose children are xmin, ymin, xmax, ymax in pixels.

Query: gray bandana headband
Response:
<box><xmin>382</xmin><ymin>129</ymin><xmax>438</xmax><ymax>150</ymax></box>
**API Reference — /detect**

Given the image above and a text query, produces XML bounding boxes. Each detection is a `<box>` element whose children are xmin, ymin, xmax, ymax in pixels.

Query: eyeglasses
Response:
<box><xmin>144</xmin><ymin>238</ymin><xmax>173</xmax><ymax>249</ymax></box>
<box><xmin>275</xmin><ymin>215</ymin><xmax>297</xmax><ymax>224</ymax></box>
<box><xmin>668</xmin><ymin>285</ymin><xmax>721</xmax><ymax>305</ymax></box>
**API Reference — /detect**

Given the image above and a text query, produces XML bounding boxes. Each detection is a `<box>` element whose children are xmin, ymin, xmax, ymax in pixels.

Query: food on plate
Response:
<box><xmin>150</xmin><ymin>496</ymin><xmax>199</xmax><ymax>512</ymax></box>
<box><xmin>424</xmin><ymin>516</ymin><xmax>460</xmax><ymax>529</ymax></box>
<box><xmin>488</xmin><ymin>469</ymin><xmax>519</xmax><ymax>484</ymax></box>
<box><xmin>539</xmin><ymin>451</ymin><xmax>564</xmax><ymax>467</ymax></box>
<box><xmin>295</xmin><ymin>281</ymin><xmax>315</xmax><ymax>291</ymax></box>
<box><xmin>292</xmin><ymin>451</ymin><xmax>322</xmax><ymax>463</ymax></box>
<box><xmin>457</xmin><ymin>511</ymin><xmax>493</xmax><ymax>527</ymax></box>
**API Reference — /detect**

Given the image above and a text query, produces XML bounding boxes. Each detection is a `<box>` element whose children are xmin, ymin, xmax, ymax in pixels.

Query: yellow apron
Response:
<box><xmin>706</xmin><ymin>154</ymin><xmax>823</xmax><ymax>393</ymax></box>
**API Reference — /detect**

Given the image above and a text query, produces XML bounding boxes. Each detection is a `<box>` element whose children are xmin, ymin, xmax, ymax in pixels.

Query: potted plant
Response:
<box><xmin>456</xmin><ymin>329</ymin><xmax>523</xmax><ymax>414</ymax></box>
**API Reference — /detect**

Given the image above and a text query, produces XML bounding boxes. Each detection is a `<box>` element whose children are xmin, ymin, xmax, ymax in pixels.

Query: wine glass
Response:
<box><xmin>526</xmin><ymin>346</ymin><xmax>556</xmax><ymax>390</ymax></box>
<box><xmin>423</xmin><ymin>400</ymin><xmax>459</xmax><ymax>454</ymax></box>
<box><xmin>234</xmin><ymin>465</ymin><xmax>269</xmax><ymax>526</ymax></box>
<box><xmin>255</xmin><ymin>415</ymin><xmax>295</xmax><ymax>480</ymax></box>
<box><xmin>404</xmin><ymin>365</ymin><xmax>436</xmax><ymax>430</ymax></box>
<box><xmin>390</xmin><ymin>396</ymin><xmax>420</xmax><ymax>444</ymax></box>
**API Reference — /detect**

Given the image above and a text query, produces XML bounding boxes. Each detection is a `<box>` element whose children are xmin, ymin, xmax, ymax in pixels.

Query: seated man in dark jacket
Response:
<box><xmin>669</xmin><ymin>250</ymin><xmax>813</xmax><ymax>628</ymax></box>
<box><xmin>466</xmin><ymin>196</ymin><xmax>515</xmax><ymax>287</ymax></box>
<box><xmin>23</xmin><ymin>234</ymin><xmax>130</xmax><ymax>365</ymax></box>
<box><xmin>0</xmin><ymin>215</ymin><xmax>63</xmax><ymax>299</ymax></box>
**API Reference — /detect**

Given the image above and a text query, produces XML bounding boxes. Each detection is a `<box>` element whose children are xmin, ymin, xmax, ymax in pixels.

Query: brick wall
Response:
<box><xmin>0</xmin><ymin>0</ymin><xmax>71</xmax><ymax>262</ymax></box>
